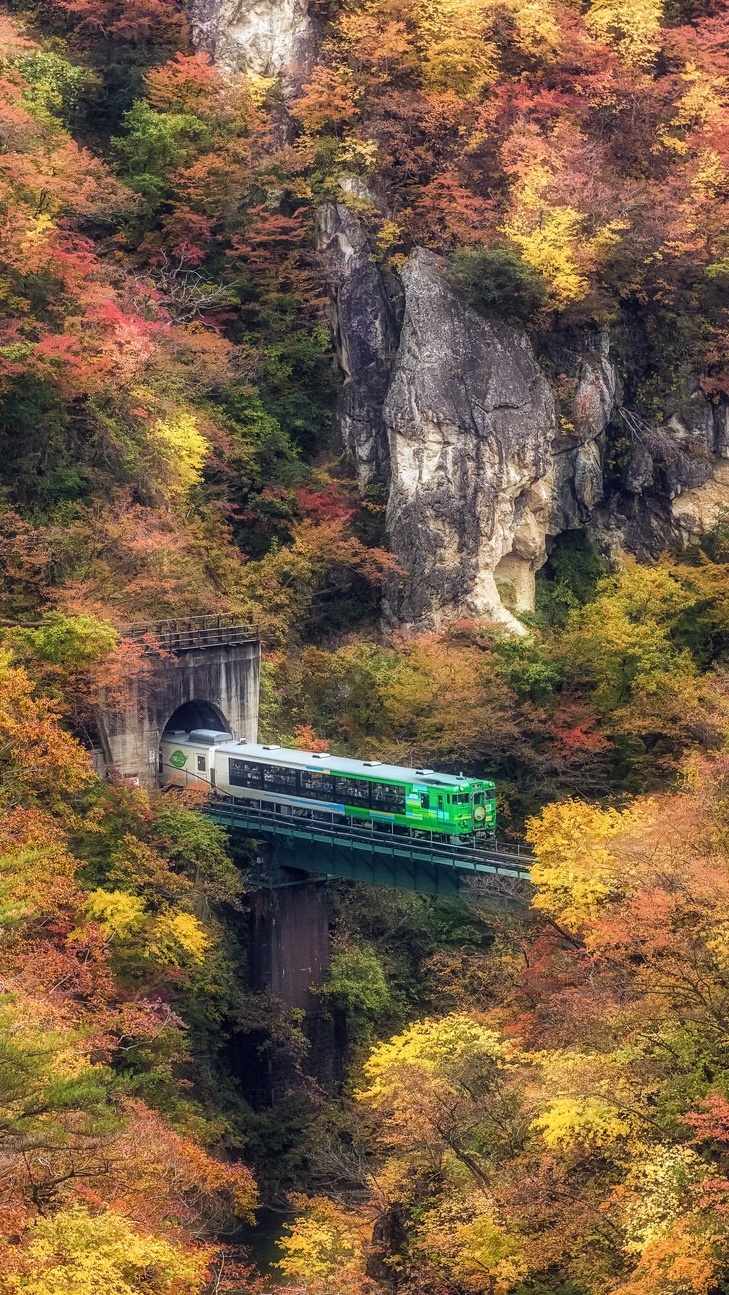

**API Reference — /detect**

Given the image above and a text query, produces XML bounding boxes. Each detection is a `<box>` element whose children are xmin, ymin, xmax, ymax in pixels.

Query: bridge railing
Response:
<box><xmin>205</xmin><ymin>793</ymin><xmax>534</xmax><ymax>885</ymax></box>
<box><xmin>121</xmin><ymin>614</ymin><xmax>258</xmax><ymax>652</ymax></box>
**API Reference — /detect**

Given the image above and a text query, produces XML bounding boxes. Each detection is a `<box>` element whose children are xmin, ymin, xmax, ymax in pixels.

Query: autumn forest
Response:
<box><xmin>6</xmin><ymin>0</ymin><xmax>729</xmax><ymax>1292</ymax></box>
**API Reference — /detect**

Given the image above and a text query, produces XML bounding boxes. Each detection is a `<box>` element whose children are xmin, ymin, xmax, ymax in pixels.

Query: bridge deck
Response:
<box><xmin>205</xmin><ymin>796</ymin><xmax>534</xmax><ymax>897</ymax></box>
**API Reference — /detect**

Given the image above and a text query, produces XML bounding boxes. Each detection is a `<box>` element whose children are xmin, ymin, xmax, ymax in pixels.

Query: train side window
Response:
<box><xmin>265</xmin><ymin>765</ymin><xmax>298</xmax><ymax>793</ymax></box>
<box><xmin>229</xmin><ymin>758</ymin><xmax>262</xmax><ymax>787</ymax></box>
<box><xmin>372</xmin><ymin>782</ymin><xmax>406</xmax><ymax>814</ymax></box>
<box><xmin>301</xmin><ymin>771</ymin><xmax>336</xmax><ymax>800</ymax></box>
<box><xmin>420</xmin><ymin>793</ymin><xmax>430</xmax><ymax>809</ymax></box>
<box><xmin>197</xmin><ymin>755</ymin><xmax>206</xmax><ymax>773</ymax></box>
<box><xmin>337</xmin><ymin>777</ymin><xmax>371</xmax><ymax>804</ymax></box>
<box><xmin>438</xmin><ymin>795</ymin><xmax>443</xmax><ymax>810</ymax></box>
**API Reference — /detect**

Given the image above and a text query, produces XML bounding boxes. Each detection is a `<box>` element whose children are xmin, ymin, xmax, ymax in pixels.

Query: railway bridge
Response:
<box><xmin>98</xmin><ymin>616</ymin><xmax>534</xmax><ymax>1044</ymax></box>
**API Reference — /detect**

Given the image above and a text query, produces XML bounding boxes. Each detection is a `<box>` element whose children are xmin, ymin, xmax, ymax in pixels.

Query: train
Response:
<box><xmin>160</xmin><ymin>727</ymin><xmax>497</xmax><ymax>840</ymax></box>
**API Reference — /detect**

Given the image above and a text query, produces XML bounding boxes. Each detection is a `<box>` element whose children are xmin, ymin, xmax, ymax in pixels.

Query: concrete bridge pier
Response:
<box><xmin>249</xmin><ymin>875</ymin><xmax>331</xmax><ymax>1010</ymax></box>
<box><xmin>246</xmin><ymin>847</ymin><xmax>345</xmax><ymax>1101</ymax></box>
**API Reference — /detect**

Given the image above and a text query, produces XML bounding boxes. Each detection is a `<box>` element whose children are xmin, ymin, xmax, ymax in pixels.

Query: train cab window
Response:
<box><xmin>474</xmin><ymin>792</ymin><xmax>484</xmax><ymax>806</ymax></box>
<box><xmin>229</xmin><ymin>758</ymin><xmax>262</xmax><ymax>788</ymax></box>
<box><xmin>420</xmin><ymin>793</ymin><xmax>430</xmax><ymax>809</ymax></box>
<box><xmin>197</xmin><ymin>755</ymin><xmax>206</xmax><ymax>773</ymax></box>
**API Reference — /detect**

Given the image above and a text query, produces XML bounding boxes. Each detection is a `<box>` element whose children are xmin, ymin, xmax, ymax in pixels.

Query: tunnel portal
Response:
<box><xmin>162</xmin><ymin>698</ymin><xmax>230</xmax><ymax>737</ymax></box>
<box><xmin>95</xmin><ymin>616</ymin><xmax>260</xmax><ymax>788</ymax></box>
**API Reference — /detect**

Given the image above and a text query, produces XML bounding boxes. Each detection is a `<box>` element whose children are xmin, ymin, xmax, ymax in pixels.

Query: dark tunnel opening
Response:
<box><xmin>163</xmin><ymin>699</ymin><xmax>229</xmax><ymax>736</ymax></box>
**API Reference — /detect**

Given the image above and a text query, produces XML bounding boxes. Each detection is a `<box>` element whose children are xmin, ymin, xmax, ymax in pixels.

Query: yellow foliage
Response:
<box><xmin>502</xmin><ymin>124</ymin><xmax>627</xmax><ymax>306</ymax></box>
<box><xmin>675</xmin><ymin>64</ymin><xmax>728</xmax><ymax>133</ymax></box>
<box><xmin>337</xmin><ymin>0</ymin><xmax>560</xmax><ymax>99</ymax></box>
<box><xmin>357</xmin><ymin>1014</ymin><xmax>509</xmax><ymax>1159</ymax></box>
<box><xmin>526</xmin><ymin>798</ymin><xmax>647</xmax><ymax>930</ymax></box>
<box><xmin>20</xmin><ymin>212</ymin><xmax>55</xmax><ymax>249</ymax></box>
<box><xmin>84</xmin><ymin>888</ymin><xmax>146</xmax><ymax>938</ymax></box>
<box><xmin>691</xmin><ymin>148</ymin><xmax>729</xmax><ymax>199</ymax></box>
<box><xmin>413</xmin><ymin>1194</ymin><xmax>529</xmax><ymax>1293</ymax></box>
<box><xmin>617</xmin><ymin>1145</ymin><xmax>709</xmax><ymax>1256</ymax></box>
<box><xmin>147</xmin><ymin>911</ymin><xmax>211</xmax><ymax>966</ymax></box>
<box><xmin>505</xmin><ymin>204</ymin><xmax>591</xmax><ymax>305</ymax></box>
<box><xmin>586</xmin><ymin>0</ymin><xmax>665</xmax><ymax>67</ymax></box>
<box><xmin>359</xmin><ymin>1012</ymin><xmax>507</xmax><ymax>1107</ymax></box>
<box><xmin>276</xmin><ymin>1196</ymin><xmax>369</xmax><ymax>1290</ymax></box>
<box><xmin>1</xmin><ymin>1206</ymin><xmax>210</xmax><ymax>1295</ymax></box>
<box><xmin>83</xmin><ymin>891</ymin><xmax>210</xmax><ymax>965</ymax></box>
<box><xmin>153</xmin><ymin>411</ymin><xmax>209</xmax><ymax>500</ymax></box>
<box><xmin>244</xmin><ymin>70</ymin><xmax>277</xmax><ymax>106</ymax></box>
<box><xmin>532</xmin><ymin>1094</ymin><xmax>632</xmax><ymax>1154</ymax></box>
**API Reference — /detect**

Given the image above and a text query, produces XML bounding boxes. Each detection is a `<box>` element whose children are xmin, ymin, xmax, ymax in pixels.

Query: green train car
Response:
<box><xmin>160</xmin><ymin>732</ymin><xmax>497</xmax><ymax>839</ymax></box>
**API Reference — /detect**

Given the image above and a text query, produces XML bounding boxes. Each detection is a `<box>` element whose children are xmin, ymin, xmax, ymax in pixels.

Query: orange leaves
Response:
<box><xmin>292</xmin><ymin>65</ymin><xmax>361</xmax><ymax>135</ymax></box>
<box><xmin>402</xmin><ymin>170</ymin><xmax>497</xmax><ymax>249</ymax></box>
<box><xmin>0</xmin><ymin>658</ymin><xmax>257</xmax><ymax>1264</ymax></box>
<box><xmin>0</xmin><ymin>655</ymin><xmax>93</xmax><ymax>813</ymax></box>
<box><xmin>99</xmin><ymin>1101</ymin><xmax>257</xmax><ymax>1230</ymax></box>
<box><xmin>613</xmin><ymin>1223</ymin><xmax>719</xmax><ymax>1295</ymax></box>
<box><xmin>145</xmin><ymin>52</ymin><xmax>221</xmax><ymax>114</ymax></box>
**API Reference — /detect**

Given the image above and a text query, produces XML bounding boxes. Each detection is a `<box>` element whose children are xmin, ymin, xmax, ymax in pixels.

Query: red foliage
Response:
<box><xmin>685</xmin><ymin>1092</ymin><xmax>729</xmax><ymax>1147</ymax></box>
<box><xmin>53</xmin><ymin>0</ymin><xmax>187</xmax><ymax>46</ymax></box>
<box><xmin>145</xmin><ymin>52</ymin><xmax>220</xmax><ymax>112</ymax></box>
<box><xmin>296</xmin><ymin>485</ymin><xmax>355</xmax><ymax>524</ymax></box>
<box><xmin>548</xmin><ymin>696</ymin><xmax>611</xmax><ymax>757</ymax></box>
<box><xmin>402</xmin><ymin>170</ymin><xmax>498</xmax><ymax>250</ymax></box>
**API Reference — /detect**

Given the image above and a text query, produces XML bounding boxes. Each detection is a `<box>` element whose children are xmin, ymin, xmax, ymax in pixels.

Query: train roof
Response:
<box><xmin>161</xmin><ymin>734</ymin><xmax>489</xmax><ymax>788</ymax></box>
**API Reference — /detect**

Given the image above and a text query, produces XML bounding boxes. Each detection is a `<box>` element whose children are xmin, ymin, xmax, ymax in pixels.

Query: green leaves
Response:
<box><xmin>448</xmin><ymin>246</ymin><xmax>548</xmax><ymax>326</ymax></box>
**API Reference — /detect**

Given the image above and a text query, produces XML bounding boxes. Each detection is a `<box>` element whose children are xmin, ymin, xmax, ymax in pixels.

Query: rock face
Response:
<box><xmin>318</xmin><ymin>228</ymin><xmax>629</xmax><ymax>631</ymax></box>
<box><xmin>383</xmin><ymin>249</ymin><xmax>559</xmax><ymax>631</ymax></box>
<box><xmin>316</xmin><ymin>202</ymin><xmax>399</xmax><ymax>488</ymax></box>
<box><xmin>189</xmin><ymin>0</ymin><xmax>316</xmax><ymax>84</ymax></box>
<box><xmin>320</xmin><ymin>216</ymin><xmax>729</xmax><ymax>633</ymax></box>
<box><xmin>591</xmin><ymin>379</ymin><xmax>728</xmax><ymax>560</ymax></box>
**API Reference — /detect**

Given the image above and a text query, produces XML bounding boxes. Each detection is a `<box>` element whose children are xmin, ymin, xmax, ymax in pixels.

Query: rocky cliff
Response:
<box><xmin>317</xmin><ymin>203</ymin><xmax>729</xmax><ymax>633</ymax></box>
<box><xmin>383</xmin><ymin>248</ymin><xmax>558</xmax><ymax>633</ymax></box>
<box><xmin>316</xmin><ymin>202</ymin><xmax>399</xmax><ymax>490</ymax></box>
<box><xmin>189</xmin><ymin>0</ymin><xmax>316</xmax><ymax>84</ymax></box>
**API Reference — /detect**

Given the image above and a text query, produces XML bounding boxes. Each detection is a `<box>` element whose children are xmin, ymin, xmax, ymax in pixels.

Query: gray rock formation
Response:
<box><xmin>591</xmin><ymin>380</ymin><xmax>729</xmax><ymax>560</ymax></box>
<box><xmin>316</xmin><ymin>202</ymin><xmax>399</xmax><ymax>489</ymax></box>
<box><xmin>316</xmin><ymin>216</ymin><xmax>729</xmax><ymax>634</ymax></box>
<box><xmin>383</xmin><ymin>248</ymin><xmax>559</xmax><ymax>632</ymax></box>
<box><xmin>189</xmin><ymin>0</ymin><xmax>316</xmax><ymax>85</ymax></box>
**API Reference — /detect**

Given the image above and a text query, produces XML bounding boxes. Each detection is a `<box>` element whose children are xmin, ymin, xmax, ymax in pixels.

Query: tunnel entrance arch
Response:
<box><xmin>162</xmin><ymin>698</ymin><xmax>231</xmax><ymax>738</ymax></box>
<box><xmin>95</xmin><ymin>616</ymin><xmax>260</xmax><ymax>789</ymax></box>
